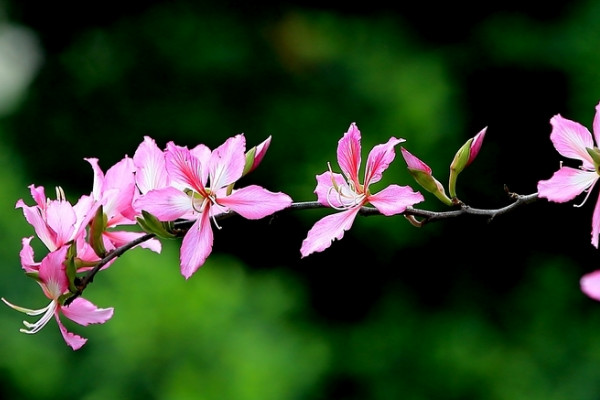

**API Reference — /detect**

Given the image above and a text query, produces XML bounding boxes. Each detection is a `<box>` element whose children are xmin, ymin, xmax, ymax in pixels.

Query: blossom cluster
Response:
<box><xmin>6</xmin><ymin>101</ymin><xmax>600</xmax><ymax>350</ymax></box>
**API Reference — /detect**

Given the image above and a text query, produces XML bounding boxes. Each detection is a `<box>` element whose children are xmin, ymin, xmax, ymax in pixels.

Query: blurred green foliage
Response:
<box><xmin>3</xmin><ymin>1</ymin><xmax>600</xmax><ymax>399</ymax></box>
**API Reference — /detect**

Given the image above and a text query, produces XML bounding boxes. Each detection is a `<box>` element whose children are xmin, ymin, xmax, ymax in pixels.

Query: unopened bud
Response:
<box><xmin>449</xmin><ymin>127</ymin><xmax>487</xmax><ymax>199</ymax></box>
<box><xmin>401</xmin><ymin>147</ymin><xmax>453</xmax><ymax>206</ymax></box>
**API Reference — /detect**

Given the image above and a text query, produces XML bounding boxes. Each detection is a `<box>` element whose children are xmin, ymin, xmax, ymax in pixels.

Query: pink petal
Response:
<box><xmin>314</xmin><ymin>172</ymin><xmax>347</xmax><ymax>207</ymax></box>
<box><xmin>29</xmin><ymin>184</ymin><xmax>47</xmax><ymax>210</ymax></box>
<box><xmin>133</xmin><ymin>136</ymin><xmax>169</xmax><ymax>194</ymax></box>
<box><xmin>61</xmin><ymin>297</ymin><xmax>114</xmax><ymax>326</ymax></box>
<box><xmin>134</xmin><ymin>187</ymin><xmax>192</xmax><ymax>221</ymax></box>
<box><xmin>300</xmin><ymin>207</ymin><xmax>360</xmax><ymax>258</ymax></box>
<box><xmin>55</xmin><ymin>313</ymin><xmax>87</xmax><ymax>350</ymax></box>
<box><xmin>219</xmin><ymin>185</ymin><xmax>292</xmax><ymax>219</ymax></box>
<box><xmin>19</xmin><ymin>236</ymin><xmax>39</xmax><ymax>273</ymax></box>
<box><xmin>368</xmin><ymin>185</ymin><xmax>425</xmax><ymax>216</ymax></box>
<box><xmin>85</xmin><ymin>158</ymin><xmax>105</xmax><ymax>200</ymax></box>
<box><xmin>102</xmin><ymin>230</ymin><xmax>162</xmax><ymax>253</ymax></box>
<box><xmin>364</xmin><ymin>136</ymin><xmax>404</xmax><ymax>186</ymax></box>
<box><xmin>593</xmin><ymin>101</ymin><xmax>600</xmax><ymax>148</ymax></box>
<box><xmin>549</xmin><ymin>114</ymin><xmax>595</xmax><ymax>169</ymax></box>
<box><xmin>337</xmin><ymin>123</ymin><xmax>362</xmax><ymax>188</ymax></box>
<box><xmin>400</xmin><ymin>147</ymin><xmax>432</xmax><ymax>174</ymax></box>
<box><xmin>592</xmin><ymin>191</ymin><xmax>600</xmax><ymax>248</ymax></box>
<box><xmin>38</xmin><ymin>247</ymin><xmax>70</xmax><ymax>297</ymax></box>
<box><xmin>17</xmin><ymin>202</ymin><xmax>57</xmax><ymax>251</ymax></box>
<box><xmin>165</xmin><ymin>142</ymin><xmax>206</xmax><ymax>193</ymax></box>
<box><xmin>537</xmin><ymin>167</ymin><xmax>597</xmax><ymax>202</ymax></box>
<box><xmin>180</xmin><ymin>214</ymin><xmax>213</xmax><ymax>279</ymax></box>
<box><xmin>581</xmin><ymin>270</ymin><xmax>600</xmax><ymax>301</ymax></box>
<box><xmin>209</xmin><ymin>134</ymin><xmax>246</xmax><ymax>189</ymax></box>
<box><xmin>46</xmin><ymin>200</ymin><xmax>79</xmax><ymax>247</ymax></box>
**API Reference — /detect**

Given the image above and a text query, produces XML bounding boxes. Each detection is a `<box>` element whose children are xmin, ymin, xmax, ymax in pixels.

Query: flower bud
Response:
<box><xmin>449</xmin><ymin>127</ymin><xmax>487</xmax><ymax>199</ymax></box>
<box><xmin>243</xmin><ymin>135</ymin><xmax>271</xmax><ymax>176</ymax></box>
<box><xmin>401</xmin><ymin>147</ymin><xmax>453</xmax><ymax>206</ymax></box>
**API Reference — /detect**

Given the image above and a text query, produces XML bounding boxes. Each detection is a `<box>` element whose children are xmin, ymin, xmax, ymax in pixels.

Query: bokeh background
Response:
<box><xmin>2</xmin><ymin>1</ymin><xmax>600</xmax><ymax>399</ymax></box>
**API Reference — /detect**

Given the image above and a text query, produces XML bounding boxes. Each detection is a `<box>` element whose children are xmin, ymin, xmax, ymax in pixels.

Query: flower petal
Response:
<box><xmin>180</xmin><ymin>215</ymin><xmax>213</xmax><ymax>279</ymax></box>
<box><xmin>592</xmin><ymin>190</ymin><xmax>600</xmax><ymax>248</ymax></box>
<box><xmin>337</xmin><ymin>123</ymin><xmax>362</xmax><ymax>188</ymax></box>
<box><xmin>549</xmin><ymin>114</ymin><xmax>595</xmax><ymax>168</ymax></box>
<box><xmin>364</xmin><ymin>136</ymin><xmax>404</xmax><ymax>186</ymax></box>
<box><xmin>134</xmin><ymin>187</ymin><xmax>192</xmax><ymax>221</ymax></box>
<box><xmin>165</xmin><ymin>142</ymin><xmax>206</xmax><ymax>193</ymax></box>
<box><xmin>300</xmin><ymin>207</ymin><xmax>360</xmax><ymax>257</ymax></box>
<box><xmin>61</xmin><ymin>297</ymin><xmax>114</xmax><ymax>326</ymax></box>
<box><xmin>209</xmin><ymin>134</ymin><xmax>246</xmax><ymax>189</ymax></box>
<box><xmin>537</xmin><ymin>166</ymin><xmax>597</xmax><ymax>203</ymax></box>
<box><xmin>219</xmin><ymin>185</ymin><xmax>292</xmax><ymax>219</ymax></box>
<box><xmin>55</xmin><ymin>313</ymin><xmax>87</xmax><ymax>350</ymax></box>
<box><xmin>314</xmin><ymin>171</ymin><xmax>347</xmax><ymax>207</ymax></box>
<box><xmin>368</xmin><ymin>185</ymin><xmax>424</xmax><ymax>216</ymax></box>
<box><xmin>133</xmin><ymin>136</ymin><xmax>169</xmax><ymax>194</ymax></box>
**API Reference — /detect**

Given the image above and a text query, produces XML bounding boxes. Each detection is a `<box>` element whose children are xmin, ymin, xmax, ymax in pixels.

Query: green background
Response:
<box><xmin>2</xmin><ymin>1</ymin><xmax>600</xmax><ymax>399</ymax></box>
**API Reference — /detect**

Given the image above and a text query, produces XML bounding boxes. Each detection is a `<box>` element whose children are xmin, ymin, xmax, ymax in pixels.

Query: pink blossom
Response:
<box><xmin>86</xmin><ymin>156</ymin><xmax>161</xmax><ymax>254</ymax></box>
<box><xmin>16</xmin><ymin>185</ymin><xmax>100</xmax><ymax>270</ymax></box>
<box><xmin>537</xmin><ymin>101</ymin><xmax>600</xmax><ymax>248</ymax></box>
<box><xmin>2</xmin><ymin>246</ymin><xmax>114</xmax><ymax>350</ymax></box>
<box><xmin>134</xmin><ymin>134</ymin><xmax>292</xmax><ymax>278</ymax></box>
<box><xmin>300</xmin><ymin>123</ymin><xmax>424</xmax><ymax>257</ymax></box>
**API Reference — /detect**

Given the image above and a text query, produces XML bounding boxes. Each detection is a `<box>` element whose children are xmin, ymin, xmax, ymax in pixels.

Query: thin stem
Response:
<box><xmin>65</xmin><ymin>190</ymin><xmax>539</xmax><ymax>303</ymax></box>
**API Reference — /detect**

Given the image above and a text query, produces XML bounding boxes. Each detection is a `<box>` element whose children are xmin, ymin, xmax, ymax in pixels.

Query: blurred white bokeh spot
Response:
<box><xmin>0</xmin><ymin>22</ymin><xmax>42</xmax><ymax>116</ymax></box>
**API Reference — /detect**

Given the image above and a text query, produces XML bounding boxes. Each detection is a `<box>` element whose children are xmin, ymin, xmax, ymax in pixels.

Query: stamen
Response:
<box><xmin>574</xmin><ymin>180</ymin><xmax>598</xmax><ymax>208</ymax></box>
<box><xmin>21</xmin><ymin>302</ymin><xmax>55</xmax><ymax>334</ymax></box>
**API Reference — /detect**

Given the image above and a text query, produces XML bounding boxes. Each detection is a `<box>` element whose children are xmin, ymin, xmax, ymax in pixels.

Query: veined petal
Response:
<box><xmin>581</xmin><ymin>270</ymin><xmax>600</xmax><ymax>301</ymax></box>
<box><xmin>85</xmin><ymin>158</ymin><xmax>105</xmax><ymax>200</ymax></box>
<box><xmin>38</xmin><ymin>247</ymin><xmax>70</xmax><ymax>299</ymax></box>
<box><xmin>180</xmin><ymin>214</ymin><xmax>213</xmax><ymax>279</ymax></box>
<box><xmin>56</xmin><ymin>313</ymin><xmax>87</xmax><ymax>350</ymax></box>
<box><xmin>537</xmin><ymin>167</ymin><xmax>597</xmax><ymax>202</ymax></box>
<box><xmin>337</xmin><ymin>123</ymin><xmax>362</xmax><ymax>188</ymax></box>
<box><xmin>593</xmin><ymin>101</ymin><xmax>600</xmax><ymax>148</ymax></box>
<box><xmin>592</xmin><ymin>191</ymin><xmax>600</xmax><ymax>248</ymax></box>
<box><xmin>315</xmin><ymin>171</ymin><xmax>350</xmax><ymax>208</ymax></box>
<box><xmin>102</xmin><ymin>230</ymin><xmax>162</xmax><ymax>253</ymax></box>
<box><xmin>17</xmin><ymin>202</ymin><xmax>57</xmax><ymax>251</ymax></box>
<box><xmin>20</xmin><ymin>236</ymin><xmax>39</xmax><ymax>273</ymax></box>
<box><xmin>190</xmin><ymin>143</ymin><xmax>212</xmax><ymax>184</ymax></box>
<box><xmin>368</xmin><ymin>185</ymin><xmax>425</xmax><ymax>216</ymax></box>
<box><xmin>550</xmin><ymin>114</ymin><xmax>595</xmax><ymax>168</ymax></box>
<box><xmin>133</xmin><ymin>136</ymin><xmax>169</xmax><ymax>194</ymax></box>
<box><xmin>209</xmin><ymin>134</ymin><xmax>246</xmax><ymax>189</ymax></box>
<box><xmin>364</xmin><ymin>136</ymin><xmax>404</xmax><ymax>186</ymax></box>
<box><xmin>165</xmin><ymin>142</ymin><xmax>206</xmax><ymax>193</ymax></box>
<box><xmin>45</xmin><ymin>200</ymin><xmax>77</xmax><ymax>248</ymax></box>
<box><xmin>61</xmin><ymin>297</ymin><xmax>114</xmax><ymax>326</ymax></box>
<box><xmin>300</xmin><ymin>207</ymin><xmax>360</xmax><ymax>258</ymax></box>
<box><xmin>29</xmin><ymin>184</ymin><xmax>47</xmax><ymax>210</ymax></box>
<box><xmin>134</xmin><ymin>187</ymin><xmax>192</xmax><ymax>221</ymax></box>
<box><xmin>219</xmin><ymin>185</ymin><xmax>292</xmax><ymax>219</ymax></box>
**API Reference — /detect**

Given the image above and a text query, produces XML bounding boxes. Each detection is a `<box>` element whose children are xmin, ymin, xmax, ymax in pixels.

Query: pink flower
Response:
<box><xmin>134</xmin><ymin>134</ymin><xmax>293</xmax><ymax>278</ymax></box>
<box><xmin>86</xmin><ymin>156</ymin><xmax>161</xmax><ymax>254</ymax></box>
<box><xmin>300</xmin><ymin>123</ymin><xmax>424</xmax><ymax>257</ymax></box>
<box><xmin>537</xmin><ymin>101</ymin><xmax>600</xmax><ymax>248</ymax></box>
<box><xmin>2</xmin><ymin>246</ymin><xmax>114</xmax><ymax>350</ymax></box>
<box><xmin>16</xmin><ymin>185</ymin><xmax>100</xmax><ymax>271</ymax></box>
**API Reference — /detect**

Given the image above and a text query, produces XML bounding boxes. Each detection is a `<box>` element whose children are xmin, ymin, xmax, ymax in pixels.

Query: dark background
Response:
<box><xmin>1</xmin><ymin>1</ymin><xmax>600</xmax><ymax>399</ymax></box>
